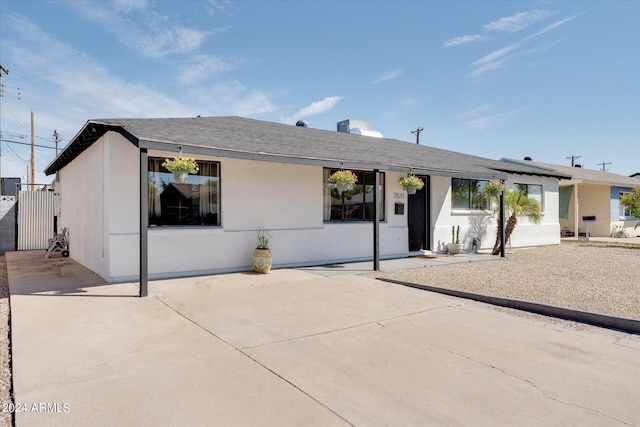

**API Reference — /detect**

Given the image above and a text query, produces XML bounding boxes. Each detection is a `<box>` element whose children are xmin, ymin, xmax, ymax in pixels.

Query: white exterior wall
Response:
<box><xmin>70</xmin><ymin>139</ymin><xmax>409</xmax><ymax>281</ymax></box>
<box><xmin>431</xmin><ymin>175</ymin><xmax>560</xmax><ymax>253</ymax></box>
<box><xmin>57</xmin><ymin>132</ymin><xmax>562</xmax><ymax>281</ymax></box>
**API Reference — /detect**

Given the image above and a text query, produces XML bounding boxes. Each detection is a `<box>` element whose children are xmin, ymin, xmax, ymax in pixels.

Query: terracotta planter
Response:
<box><xmin>172</xmin><ymin>170</ymin><xmax>189</xmax><ymax>183</ymax></box>
<box><xmin>253</xmin><ymin>248</ymin><xmax>272</xmax><ymax>273</ymax></box>
<box><xmin>447</xmin><ymin>243</ymin><xmax>463</xmax><ymax>255</ymax></box>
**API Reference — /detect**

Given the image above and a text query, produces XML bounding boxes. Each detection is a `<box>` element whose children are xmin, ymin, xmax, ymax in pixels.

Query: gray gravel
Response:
<box><xmin>0</xmin><ymin>256</ymin><xmax>11</xmax><ymax>427</ymax></box>
<box><xmin>369</xmin><ymin>244</ymin><xmax>640</xmax><ymax>320</ymax></box>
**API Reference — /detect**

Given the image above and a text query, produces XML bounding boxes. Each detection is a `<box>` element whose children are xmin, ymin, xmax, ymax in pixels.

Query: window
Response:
<box><xmin>148</xmin><ymin>158</ymin><xmax>220</xmax><ymax>226</ymax></box>
<box><xmin>620</xmin><ymin>193</ymin><xmax>631</xmax><ymax>217</ymax></box>
<box><xmin>324</xmin><ymin>169</ymin><xmax>385</xmax><ymax>221</ymax></box>
<box><xmin>451</xmin><ymin>178</ymin><xmax>489</xmax><ymax>210</ymax></box>
<box><xmin>516</xmin><ymin>183</ymin><xmax>543</xmax><ymax>209</ymax></box>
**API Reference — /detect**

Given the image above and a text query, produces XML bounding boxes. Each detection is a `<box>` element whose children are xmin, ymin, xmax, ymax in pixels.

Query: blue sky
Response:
<box><xmin>1</xmin><ymin>0</ymin><xmax>638</xmax><ymax>184</ymax></box>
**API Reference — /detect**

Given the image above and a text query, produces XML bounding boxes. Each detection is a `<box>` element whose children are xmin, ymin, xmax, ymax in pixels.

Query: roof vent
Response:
<box><xmin>295</xmin><ymin>120</ymin><xmax>308</xmax><ymax>128</ymax></box>
<box><xmin>524</xmin><ymin>156</ymin><xmax>532</xmax><ymax>161</ymax></box>
<box><xmin>337</xmin><ymin>119</ymin><xmax>383</xmax><ymax>138</ymax></box>
<box><xmin>574</xmin><ymin>164</ymin><xmax>582</xmax><ymax>168</ymax></box>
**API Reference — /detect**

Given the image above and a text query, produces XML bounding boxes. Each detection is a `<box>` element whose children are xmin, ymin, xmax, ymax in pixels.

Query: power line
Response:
<box><xmin>565</xmin><ymin>154</ymin><xmax>581</xmax><ymax>166</ymax></box>
<box><xmin>1</xmin><ymin>140</ymin><xmax>29</xmax><ymax>162</ymax></box>
<box><xmin>411</xmin><ymin>127</ymin><xmax>424</xmax><ymax>145</ymax></box>
<box><xmin>597</xmin><ymin>161</ymin><xmax>611</xmax><ymax>171</ymax></box>
<box><xmin>0</xmin><ymin>138</ymin><xmax>56</xmax><ymax>150</ymax></box>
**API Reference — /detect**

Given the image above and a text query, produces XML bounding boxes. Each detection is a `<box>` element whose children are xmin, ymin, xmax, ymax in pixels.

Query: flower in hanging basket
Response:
<box><xmin>399</xmin><ymin>175</ymin><xmax>424</xmax><ymax>190</ymax></box>
<box><xmin>162</xmin><ymin>156</ymin><xmax>199</xmax><ymax>174</ymax></box>
<box><xmin>328</xmin><ymin>170</ymin><xmax>358</xmax><ymax>186</ymax></box>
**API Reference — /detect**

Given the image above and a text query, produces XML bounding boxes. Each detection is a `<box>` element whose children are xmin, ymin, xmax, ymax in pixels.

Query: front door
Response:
<box><xmin>408</xmin><ymin>176</ymin><xmax>429</xmax><ymax>251</ymax></box>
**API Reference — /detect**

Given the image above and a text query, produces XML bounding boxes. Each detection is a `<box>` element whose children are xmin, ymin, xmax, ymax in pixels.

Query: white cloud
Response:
<box><xmin>464</xmin><ymin>107</ymin><xmax>527</xmax><ymax>130</ymax></box>
<box><xmin>112</xmin><ymin>0</ymin><xmax>148</xmax><ymax>13</ymax></box>
<box><xmin>232</xmin><ymin>90</ymin><xmax>277</xmax><ymax>116</ymax></box>
<box><xmin>179</xmin><ymin>55</ymin><xmax>238</xmax><ymax>84</ymax></box>
<box><xmin>458</xmin><ymin>104</ymin><xmax>493</xmax><ymax>118</ymax></box>
<box><xmin>470</xmin><ymin>14</ymin><xmax>581</xmax><ymax>78</ymax></box>
<box><xmin>207</xmin><ymin>0</ymin><xmax>232</xmax><ymax>16</ymax></box>
<box><xmin>186</xmin><ymin>81</ymin><xmax>277</xmax><ymax>117</ymax></box>
<box><xmin>60</xmin><ymin>0</ymin><xmax>222</xmax><ymax>58</ymax></box>
<box><xmin>372</xmin><ymin>68</ymin><xmax>405</xmax><ymax>84</ymax></box>
<box><xmin>483</xmin><ymin>9</ymin><xmax>554</xmax><ymax>33</ymax></box>
<box><xmin>295</xmin><ymin>96</ymin><xmax>343</xmax><ymax>118</ymax></box>
<box><xmin>442</xmin><ymin>35</ymin><xmax>488</xmax><ymax>48</ymax></box>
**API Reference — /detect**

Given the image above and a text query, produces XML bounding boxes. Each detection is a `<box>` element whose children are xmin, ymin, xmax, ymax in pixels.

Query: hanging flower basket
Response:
<box><xmin>172</xmin><ymin>170</ymin><xmax>189</xmax><ymax>183</ymax></box>
<box><xmin>328</xmin><ymin>170</ymin><xmax>358</xmax><ymax>193</ymax></box>
<box><xmin>162</xmin><ymin>156</ymin><xmax>199</xmax><ymax>182</ymax></box>
<box><xmin>400</xmin><ymin>175</ymin><xmax>424</xmax><ymax>194</ymax></box>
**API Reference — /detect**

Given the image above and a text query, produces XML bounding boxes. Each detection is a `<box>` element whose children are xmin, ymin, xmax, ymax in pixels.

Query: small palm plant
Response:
<box><xmin>483</xmin><ymin>181</ymin><xmax>542</xmax><ymax>255</ymax></box>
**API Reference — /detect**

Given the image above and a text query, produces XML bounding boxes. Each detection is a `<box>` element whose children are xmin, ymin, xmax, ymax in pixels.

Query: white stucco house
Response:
<box><xmin>502</xmin><ymin>159</ymin><xmax>640</xmax><ymax>237</ymax></box>
<box><xmin>45</xmin><ymin>117</ymin><xmax>567</xmax><ymax>286</ymax></box>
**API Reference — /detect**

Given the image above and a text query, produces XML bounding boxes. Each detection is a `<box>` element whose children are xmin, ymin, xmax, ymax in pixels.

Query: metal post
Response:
<box><xmin>139</xmin><ymin>148</ymin><xmax>148</xmax><ymax>297</ymax></box>
<box><xmin>373</xmin><ymin>169</ymin><xmax>380</xmax><ymax>271</ymax></box>
<box><xmin>500</xmin><ymin>189</ymin><xmax>506</xmax><ymax>258</ymax></box>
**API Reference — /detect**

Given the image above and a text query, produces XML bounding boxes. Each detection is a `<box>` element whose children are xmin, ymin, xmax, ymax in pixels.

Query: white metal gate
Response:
<box><xmin>17</xmin><ymin>191</ymin><xmax>55</xmax><ymax>250</ymax></box>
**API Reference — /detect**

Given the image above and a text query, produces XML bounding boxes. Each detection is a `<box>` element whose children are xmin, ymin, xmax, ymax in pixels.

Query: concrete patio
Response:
<box><xmin>6</xmin><ymin>251</ymin><xmax>640</xmax><ymax>426</ymax></box>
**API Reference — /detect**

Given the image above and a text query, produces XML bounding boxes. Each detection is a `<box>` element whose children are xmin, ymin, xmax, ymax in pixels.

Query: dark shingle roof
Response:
<box><xmin>45</xmin><ymin>116</ymin><xmax>568</xmax><ymax>179</ymax></box>
<box><xmin>502</xmin><ymin>158</ymin><xmax>640</xmax><ymax>187</ymax></box>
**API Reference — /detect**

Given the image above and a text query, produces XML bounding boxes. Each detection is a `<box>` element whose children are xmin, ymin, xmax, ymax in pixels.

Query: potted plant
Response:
<box><xmin>328</xmin><ymin>170</ymin><xmax>358</xmax><ymax>193</ymax></box>
<box><xmin>447</xmin><ymin>225</ymin><xmax>463</xmax><ymax>255</ymax></box>
<box><xmin>162</xmin><ymin>156</ymin><xmax>199</xmax><ymax>183</ymax></box>
<box><xmin>253</xmin><ymin>227</ymin><xmax>272</xmax><ymax>273</ymax></box>
<box><xmin>400</xmin><ymin>175</ymin><xmax>424</xmax><ymax>195</ymax></box>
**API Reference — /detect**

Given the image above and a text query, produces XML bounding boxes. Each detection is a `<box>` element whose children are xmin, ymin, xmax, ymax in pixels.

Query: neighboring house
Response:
<box><xmin>45</xmin><ymin>116</ymin><xmax>567</xmax><ymax>282</ymax></box>
<box><xmin>502</xmin><ymin>159</ymin><xmax>640</xmax><ymax>237</ymax></box>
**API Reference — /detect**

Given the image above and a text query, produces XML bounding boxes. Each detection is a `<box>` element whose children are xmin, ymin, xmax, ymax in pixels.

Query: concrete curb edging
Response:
<box><xmin>377</xmin><ymin>278</ymin><xmax>640</xmax><ymax>334</ymax></box>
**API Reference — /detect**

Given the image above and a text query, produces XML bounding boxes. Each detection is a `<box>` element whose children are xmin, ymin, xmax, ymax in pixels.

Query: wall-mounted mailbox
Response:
<box><xmin>395</xmin><ymin>203</ymin><xmax>404</xmax><ymax>215</ymax></box>
<box><xmin>582</xmin><ymin>215</ymin><xmax>596</xmax><ymax>221</ymax></box>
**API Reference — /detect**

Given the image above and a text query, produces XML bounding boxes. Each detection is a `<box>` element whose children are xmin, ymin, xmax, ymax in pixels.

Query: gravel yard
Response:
<box><xmin>369</xmin><ymin>243</ymin><xmax>640</xmax><ymax>320</ymax></box>
<box><xmin>0</xmin><ymin>256</ymin><xmax>11</xmax><ymax>427</ymax></box>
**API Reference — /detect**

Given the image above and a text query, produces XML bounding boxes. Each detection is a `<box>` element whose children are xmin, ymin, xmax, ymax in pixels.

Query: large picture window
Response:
<box><xmin>324</xmin><ymin>169</ymin><xmax>385</xmax><ymax>221</ymax></box>
<box><xmin>451</xmin><ymin>178</ymin><xmax>489</xmax><ymax>210</ymax></box>
<box><xmin>148</xmin><ymin>158</ymin><xmax>220</xmax><ymax>226</ymax></box>
<box><xmin>516</xmin><ymin>183</ymin><xmax>543</xmax><ymax>210</ymax></box>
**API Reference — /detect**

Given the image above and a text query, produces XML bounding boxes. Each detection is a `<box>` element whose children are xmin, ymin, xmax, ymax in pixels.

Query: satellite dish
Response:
<box><xmin>295</xmin><ymin>120</ymin><xmax>308</xmax><ymax>128</ymax></box>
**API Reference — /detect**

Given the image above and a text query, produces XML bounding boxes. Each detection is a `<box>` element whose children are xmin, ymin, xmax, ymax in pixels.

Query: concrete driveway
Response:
<box><xmin>7</xmin><ymin>251</ymin><xmax>640</xmax><ymax>426</ymax></box>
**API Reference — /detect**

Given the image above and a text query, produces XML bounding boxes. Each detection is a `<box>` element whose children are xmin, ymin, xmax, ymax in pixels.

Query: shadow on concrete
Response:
<box><xmin>5</xmin><ymin>251</ymin><xmax>138</xmax><ymax>297</ymax></box>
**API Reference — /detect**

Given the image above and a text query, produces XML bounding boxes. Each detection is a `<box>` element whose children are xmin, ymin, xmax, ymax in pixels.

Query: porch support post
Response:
<box><xmin>373</xmin><ymin>169</ymin><xmax>380</xmax><ymax>271</ymax></box>
<box><xmin>500</xmin><ymin>188</ymin><xmax>506</xmax><ymax>258</ymax></box>
<box><xmin>139</xmin><ymin>148</ymin><xmax>148</xmax><ymax>297</ymax></box>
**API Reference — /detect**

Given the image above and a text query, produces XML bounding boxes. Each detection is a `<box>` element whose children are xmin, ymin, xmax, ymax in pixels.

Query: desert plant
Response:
<box><xmin>256</xmin><ymin>227</ymin><xmax>271</xmax><ymax>250</ymax></box>
<box><xmin>483</xmin><ymin>181</ymin><xmax>542</xmax><ymax>255</ymax></box>
<box><xmin>451</xmin><ymin>225</ymin><xmax>460</xmax><ymax>244</ymax></box>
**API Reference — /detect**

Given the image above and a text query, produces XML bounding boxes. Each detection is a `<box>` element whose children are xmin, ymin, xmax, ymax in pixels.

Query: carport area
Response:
<box><xmin>6</xmin><ymin>251</ymin><xmax>640</xmax><ymax>426</ymax></box>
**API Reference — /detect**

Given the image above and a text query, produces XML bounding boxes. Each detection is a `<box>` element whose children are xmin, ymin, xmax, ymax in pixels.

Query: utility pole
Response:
<box><xmin>0</xmin><ymin>64</ymin><xmax>8</xmax><ymax>195</ymax></box>
<box><xmin>566</xmin><ymin>155</ymin><xmax>581</xmax><ymax>167</ymax></box>
<box><xmin>30</xmin><ymin>111</ymin><xmax>35</xmax><ymax>191</ymax></box>
<box><xmin>411</xmin><ymin>127</ymin><xmax>424</xmax><ymax>145</ymax></box>
<box><xmin>53</xmin><ymin>129</ymin><xmax>62</xmax><ymax>156</ymax></box>
<box><xmin>597</xmin><ymin>161</ymin><xmax>611</xmax><ymax>171</ymax></box>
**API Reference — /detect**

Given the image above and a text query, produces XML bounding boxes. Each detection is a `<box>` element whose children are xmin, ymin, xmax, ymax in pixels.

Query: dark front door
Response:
<box><xmin>408</xmin><ymin>176</ymin><xmax>429</xmax><ymax>251</ymax></box>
